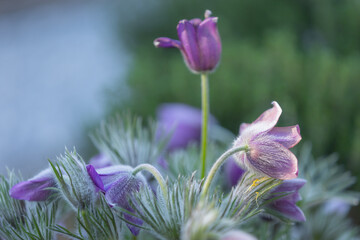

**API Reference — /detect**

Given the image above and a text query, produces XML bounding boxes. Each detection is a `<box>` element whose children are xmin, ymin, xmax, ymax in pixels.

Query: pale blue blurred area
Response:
<box><xmin>0</xmin><ymin>1</ymin><xmax>130</xmax><ymax>177</ymax></box>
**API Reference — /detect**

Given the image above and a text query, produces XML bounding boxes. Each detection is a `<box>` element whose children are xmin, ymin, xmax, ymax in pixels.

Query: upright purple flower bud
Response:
<box><xmin>157</xmin><ymin>103</ymin><xmax>216</xmax><ymax>151</ymax></box>
<box><xmin>9</xmin><ymin>168</ymin><xmax>56</xmax><ymax>201</ymax></box>
<box><xmin>87</xmin><ymin>165</ymin><xmax>147</xmax><ymax>236</ymax></box>
<box><xmin>233</xmin><ymin>101</ymin><xmax>302</xmax><ymax>180</ymax></box>
<box><xmin>154</xmin><ymin>10</ymin><xmax>222</xmax><ymax>74</ymax></box>
<box><xmin>267</xmin><ymin>178</ymin><xmax>306</xmax><ymax>222</ymax></box>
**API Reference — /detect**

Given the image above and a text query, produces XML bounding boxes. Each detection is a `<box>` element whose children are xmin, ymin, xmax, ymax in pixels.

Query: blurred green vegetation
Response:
<box><xmin>110</xmin><ymin>0</ymin><xmax>360</xmax><ymax>188</ymax></box>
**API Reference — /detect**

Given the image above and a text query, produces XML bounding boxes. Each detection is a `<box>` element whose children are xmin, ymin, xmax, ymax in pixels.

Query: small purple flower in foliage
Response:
<box><xmin>87</xmin><ymin>165</ymin><xmax>146</xmax><ymax>236</ymax></box>
<box><xmin>267</xmin><ymin>178</ymin><xmax>306</xmax><ymax>222</ymax></box>
<box><xmin>233</xmin><ymin>101</ymin><xmax>301</xmax><ymax>180</ymax></box>
<box><xmin>225</xmin><ymin>157</ymin><xmax>246</xmax><ymax>187</ymax></box>
<box><xmin>157</xmin><ymin>103</ymin><xmax>216</xmax><ymax>151</ymax></box>
<box><xmin>154</xmin><ymin>10</ymin><xmax>221</xmax><ymax>73</ymax></box>
<box><xmin>10</xmin><ymin>168</ymin><xmax>56</xmax><ymax>201</ymax></box>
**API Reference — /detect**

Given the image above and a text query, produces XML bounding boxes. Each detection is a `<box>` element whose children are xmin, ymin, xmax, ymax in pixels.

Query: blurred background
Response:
<box><xmin>1</xmin><ymin>0</ymin><xmax>360</xmax><ymax>222</ymax></box>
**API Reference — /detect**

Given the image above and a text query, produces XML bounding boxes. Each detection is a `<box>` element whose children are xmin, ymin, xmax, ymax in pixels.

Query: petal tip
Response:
<box><xmin>204</xmin><ymin>9</ymin><xmax>212</xmax><ymax>18</ymax></box>
<box><xmin>153</xmin><ymin>39</ymin><xmax>160</xmax><ymax>47</ymax></box>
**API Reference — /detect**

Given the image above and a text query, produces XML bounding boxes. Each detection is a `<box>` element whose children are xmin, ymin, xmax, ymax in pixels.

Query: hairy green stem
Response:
<box><xmin>132</xmin><ymin>164</ymin><xmax>168</xmax><ymax>202</ymax></box>
<box><xmin>200</xmin><ymin>73</ymin><xmax>209</xmax><ymax>179</ymax></box>
<box><xmin>201</xmin><ymin>146</ymin><xmax>248</xmax><ymax>199</ymax></box>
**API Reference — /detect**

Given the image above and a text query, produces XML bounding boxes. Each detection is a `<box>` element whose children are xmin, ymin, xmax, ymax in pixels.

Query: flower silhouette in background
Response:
<box><xmin>154</xmin><ymin>10</ymin><xmax>221</xmax><ymax>73</ymax></box>
<box><xmin>157</xmin><ymin>103</ymin><xmax>216</xmax><ymax>151</ymax></box>
<box><xmin>233</xmin><ymin>101</ymin><xmax>301</xmax><ymax>180</ymax></box>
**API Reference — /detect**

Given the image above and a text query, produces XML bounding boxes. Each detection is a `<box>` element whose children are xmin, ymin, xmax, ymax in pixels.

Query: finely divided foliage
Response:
<box><xmin>91</xmin><ymin>115</ymin><xmax>169</xmax><ymax>167</ymax></box>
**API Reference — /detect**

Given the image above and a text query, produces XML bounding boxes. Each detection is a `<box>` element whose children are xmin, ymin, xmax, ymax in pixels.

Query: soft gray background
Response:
<box><xmin>0</xmin><ymin>1</ymin><xmax>130</xmax><ymax>177</ymax></box>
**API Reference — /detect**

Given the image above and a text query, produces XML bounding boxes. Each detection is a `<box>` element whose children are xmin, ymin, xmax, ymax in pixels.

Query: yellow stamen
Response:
<box><xmin>255</xmin><ymin>192</ymin><xmax>260</xmax><ymax>207</ymax></box>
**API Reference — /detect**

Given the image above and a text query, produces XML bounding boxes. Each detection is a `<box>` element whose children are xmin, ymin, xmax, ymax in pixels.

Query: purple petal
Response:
<box><xmin>242</xmin><ymin>101</ymin><xmax>282</xmax><ymax>136</ymax></box>
<box><xmin>88</xmin><ymin>154</ymin><xmax>113</xmax><ymax>169</ymax></box>
<box><xmin>274</xmin><ymin>178</ymin><xmax>306</xmax><ymax>193</ymax></box>
<box><xmin>95</xmin><ymin>165</ymin><xmax>134</xmax><ymax>191</ymax></box>
<box><xmin>105</xmin><ymin>175</ymin><xmax>145</xmax><ymax>207</ymax></box>
<box><xmin>105</xmin><ymin>173</ymin><xmax>146</xmax><ymax>235</ymax></box>
<box><xmin>225</xmin><ymin>158</ymin><xmax>246</xmax><ymax>187</ymax></box>
<box><xmin>267</xmin><ymin>125</ymin><xmax>301</xmax><ymax>148</ymax></box>
<box><xmin>245</xmin><ymin>137</ymin><xmax>298</xmax><ymax>180</ymax></box>
<box><xmin>86</xmin><ymin>165</ymin><xmax>105</xmax><ymax>192</ymax></box>
<box><xmin>124</xmin><ymin>207</ymin><xmax>144</xmax><ymax>236</ymax></box>
<box><xmin>177</xmin><ymin>20</ymin><xmax>201</xmax><ymax>72</ymax></box>
<box><xmin>189</xmin><ymin>18</ymin><xmax>202</xmax><ymax>28</ymax></box>
<box><xmin>270</xmin><ymin>199</ymin><xmax>306</xmax><ymax>222</ymax></box>
<box><xmin>197</xmin><ymin>17</ymin><xmax>222</xmax><ymax>71</ymax></box>
<box><xmin>154</xmin><ymin>37</ymin><xmax>181</xmax><ymax>48</ymax></box>
<box><xmin>10</xmin><ymin>168</ymin><xmax>55</xmax><ymax>201</ymax></box>
<box><xmin>157</xmin><ymin>103</ymin><xmax>217</xmax><ymax>151</ymax></box>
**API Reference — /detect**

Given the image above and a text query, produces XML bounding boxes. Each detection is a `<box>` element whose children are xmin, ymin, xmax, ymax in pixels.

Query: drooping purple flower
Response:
<box><xmin>225</xmin><ymin>157</ymin><xmax>246</xmax><ymax>187</ymax></box>
<box><xmin>88</xmin><ymin>153</ymin><xmax>113</xmax><ymax>169</ymax></box>
<box><xmin>221</xmin><ymin>230</ymin><xmax>257</xmax><ymax>240</ymax></box>
<box><xmin>157</xmin><ymin>103</ymin><xmax>216</xmax><ymax>151</ymax></box>
<box><xmin>233</xmin><ymin>101</ymin><xmax>301</xmax><ymax>180</ymax></box>
<box><xmin>87</xmin><ymin>165</ymin><xmax>146</xmax><ymax>236</ymax></box>
<box><xmin>154</xmin><ymin>10</ymin><xmax>221</xmax><ymax>74</ymax></box>
<box><xmin>9</xmin><ymin>168</ymin><xmax>56</xmax><ymax>201</ymax></box>
<box><xmin>267</xmin><ymin>178</ymin><xmax>306</xmax><ymax>222</ymax></box>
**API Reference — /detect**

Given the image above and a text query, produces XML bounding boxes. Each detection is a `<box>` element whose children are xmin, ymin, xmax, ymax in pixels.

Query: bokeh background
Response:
<box><xmin>1</xmin><ymin>0</ymin><xmax>360</xmax><ymax>223</ymax></box>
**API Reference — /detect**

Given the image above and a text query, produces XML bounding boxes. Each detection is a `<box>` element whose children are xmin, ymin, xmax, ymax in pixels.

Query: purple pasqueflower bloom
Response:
<box><xmin>86</xmin><ymin>165</ymin><xmax>146</xmax><ymax>236</ymax></box>
<box><xmin>154</xmin><ymin>10</ymin><xmax>221</xmax><ymax>74</ymax></box>
<box><xmin>9</xmin><ymin>168</ymin><xmax>56</xmax><ymax>201</ymax></box>
<box><xmin>267</xmin><ymin>178</ymin><xmax>306</xmax><ymax>222</ymax></box>
<box><xmin>233</xmin><ymin>101</ymin><xmax>301</xmax><ymax>180</ymax></box>
<box><xmin>157</xmin><ymin>103</ymin><xmax>216</xmax><ymax>151</ymax></box>
<box><xmin>225</xmin><ymin>157</ymin><xmax>246</xmax><ymax>187</ymax></box>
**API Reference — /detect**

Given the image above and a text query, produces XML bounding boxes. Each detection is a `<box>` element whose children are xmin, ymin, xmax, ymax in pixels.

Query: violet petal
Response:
<box><xmin>246</xmin><ymin>137</ymin><xmax>298</xmax><ymax>179</ymax></box>
<box><xmin>177</xmin><ymin>20</ymin><xmax>201</xmax><ymax>71</ymax></box>
<box><xmin>9</xmin><ymin>168</ymin><xmax>55</xmax><ymax>201</ymax></box>
<box><xmin>86</xmin><ymin>165</ymin><xmax>105</xmax><ymax>192</ymax></box>
<box><xmin>267</xmin><ymin>125</ymin><xmax>302</xmax><ymax>149</ymax></box>
<box><xmin>270</xmin><ymin>199</ymin><xmax>306</xmax><ymax>222</ymax></box>
<box><xmin>154</xmin><ymin>37</ymin><xmax>181</xmax><ymax>48</ymax></box>
<box><xmin>197</xmin><ymin>17</ymin><xmax>221</xmax><ymax>71</ymax></box>
<box><xmin>242</xmin><ymin>101</ymin><xmax>282</xmax><ymax>136</ymax></box>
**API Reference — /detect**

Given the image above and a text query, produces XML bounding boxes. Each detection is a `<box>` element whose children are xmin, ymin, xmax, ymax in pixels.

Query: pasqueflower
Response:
<box><xmin>267</xmin><ymin>178</ymin><xmax>306</xmax><ymax>221</ymax></box>
<box><xmin>9</xmin><ymin>168</ymin><xmax>56</xmax><ymax>201</ymax></box>
<box><xmin>87</xmin><ymin>165</ymin><xmax>146</xmax><ymax>236</ymax></box>
<box><xmin>233</xmin><ymin>101</ymin><xmax>301</xmax><ymax>180</ymax></box>
<box><xmin>154</xmin><ymin>10</ymin><xmax>221</xmax><ymax>73</ymax></box>
<box><xmin>157</xmin><ymin>103</ymin><xmax>216</xmax><ymax>151</ymax></box>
